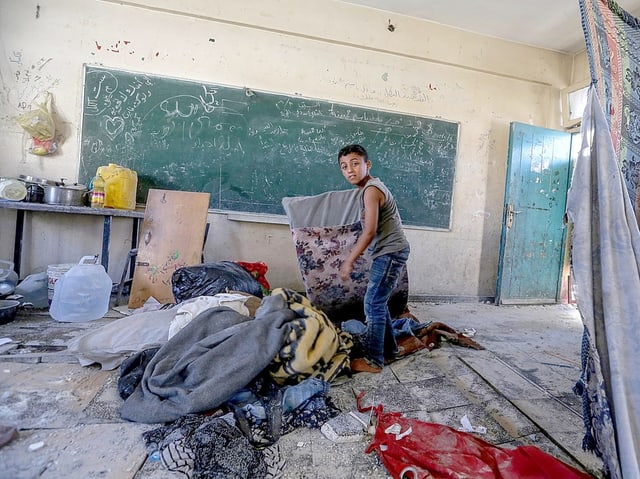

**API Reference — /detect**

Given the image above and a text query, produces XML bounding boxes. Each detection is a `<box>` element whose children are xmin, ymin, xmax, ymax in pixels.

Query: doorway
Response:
<box><xmin>496</xmin><ymin>122</ymin><xmax>574</xmax><ymax>304</ymax></box>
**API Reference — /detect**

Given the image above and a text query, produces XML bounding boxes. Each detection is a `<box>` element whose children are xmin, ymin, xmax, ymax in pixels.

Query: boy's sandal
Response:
<box><xmin>350</xmin><ymin>357</ymin><xmax>382</xmax><ymax>373</ymax></box>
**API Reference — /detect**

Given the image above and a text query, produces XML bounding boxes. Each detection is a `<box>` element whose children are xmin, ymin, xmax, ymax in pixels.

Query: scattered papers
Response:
<box><xmin>458</xmin><ymin>414</ymin><xmax>487</xmax><ymax>434</ymax></box>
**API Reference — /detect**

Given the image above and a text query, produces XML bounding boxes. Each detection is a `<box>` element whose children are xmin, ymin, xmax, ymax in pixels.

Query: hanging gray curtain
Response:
<box><xmin>573</xmin><ymin>1</ymin><xmax>640</xmax><ymax>477</ymax></box>
<box><xmin>566</xmin><ymin>86</ymin><xmax>640</xmax><ymax>479</ymax></box>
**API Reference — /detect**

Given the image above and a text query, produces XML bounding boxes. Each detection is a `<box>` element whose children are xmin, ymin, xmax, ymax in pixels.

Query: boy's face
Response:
<box><xmin>339</xmin><ymin>152</ymin><xmax>370</xmax><ymax>186</ymax></box>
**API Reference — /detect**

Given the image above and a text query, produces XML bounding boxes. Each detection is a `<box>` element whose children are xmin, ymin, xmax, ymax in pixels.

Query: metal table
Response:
<box><xmin>0</xmin><ymin>200</ymin><xmax>144</xmax><ymax>276</ymax></box>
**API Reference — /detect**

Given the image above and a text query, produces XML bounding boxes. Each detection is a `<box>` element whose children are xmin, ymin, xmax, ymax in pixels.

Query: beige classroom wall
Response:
<box><xmin>0</xmin><ymin>0</ymin><xmax>580</xmax><ymax>299</ymax></box>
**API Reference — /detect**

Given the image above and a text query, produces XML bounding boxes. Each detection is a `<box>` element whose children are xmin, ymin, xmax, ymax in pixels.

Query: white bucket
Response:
<box><xmin>47</xmin><ymin>263</ymin><xmax>75</xmax><ymax>304</ymax></box>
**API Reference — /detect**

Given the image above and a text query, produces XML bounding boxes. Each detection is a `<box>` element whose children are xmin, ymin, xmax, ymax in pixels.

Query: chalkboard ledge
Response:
<box><xmin>220</xmin><ymin>209</ymin><xmax>450</xmax><ymax>230</ymax></box>
<box><xmin>222</xmin><ymin>210</ymin><xmax>290</xmax><ymax>225</ymax></box>
<box><xmin>221</xmin><ymin>209</ymin><xmax>444</xmax><ymax>231</ymax></box>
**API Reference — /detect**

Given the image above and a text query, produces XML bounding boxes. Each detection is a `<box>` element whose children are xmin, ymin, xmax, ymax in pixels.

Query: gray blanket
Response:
<box><xmin>120</xmin><ymin>296</ymin><xmax>296</xmax><ymax>423</ymax></box>
<box><xmin>282</xmin><ymin>189</ymin><xmax>359</xmax><ymax>228</ymax></box>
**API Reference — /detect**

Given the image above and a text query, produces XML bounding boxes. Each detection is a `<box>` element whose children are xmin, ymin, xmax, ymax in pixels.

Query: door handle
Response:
<box><xmin>505</xmin><ymin>203</ymin><xmax>521</xmax><ymax>228</ymax></box>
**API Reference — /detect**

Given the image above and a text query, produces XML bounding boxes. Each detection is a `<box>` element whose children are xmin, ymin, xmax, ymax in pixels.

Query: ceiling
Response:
<box><xmin>340</xmin><ymin>0</ymin><xmax>640</xmax><ymax>54</ymax></box>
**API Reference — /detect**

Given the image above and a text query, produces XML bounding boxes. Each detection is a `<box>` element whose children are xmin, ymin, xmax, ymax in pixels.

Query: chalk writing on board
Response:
<box><xmin>80</xmin><ymin>65</ymin><xmax>459</xmax><ymax>228</ymax></box>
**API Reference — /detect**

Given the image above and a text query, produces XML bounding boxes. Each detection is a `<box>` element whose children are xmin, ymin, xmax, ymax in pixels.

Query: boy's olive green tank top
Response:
<box><xmin>359</xmin><ymin>177</ymin><xmax>410</xmax><ymax>259</ymax></box>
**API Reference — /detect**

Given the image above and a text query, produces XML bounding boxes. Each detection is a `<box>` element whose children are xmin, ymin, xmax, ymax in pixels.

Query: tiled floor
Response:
<box><xmin>0</xmin><ymin>301</ymin><xmax>604</xmax><ymax>478</ymax></box>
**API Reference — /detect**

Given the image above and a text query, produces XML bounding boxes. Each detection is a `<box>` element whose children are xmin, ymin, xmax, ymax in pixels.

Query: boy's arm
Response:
<box><xmin>339</xmin><ymin>186</ymin><xmax>383</xmax><ymax>280</ymax></box>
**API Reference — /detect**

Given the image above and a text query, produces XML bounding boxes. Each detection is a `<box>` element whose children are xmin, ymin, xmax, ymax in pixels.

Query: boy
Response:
<box><xmin>338</xmin><ymin>144</ymin><xmax>410</xmax><ymax>373</ymax></box>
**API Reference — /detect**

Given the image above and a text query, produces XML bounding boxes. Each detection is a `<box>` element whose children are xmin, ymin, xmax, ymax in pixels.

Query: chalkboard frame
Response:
<box><xmin>79</xmin><ymin>64</ymin><xmax>460</xmax><ymax>229</ymax></box>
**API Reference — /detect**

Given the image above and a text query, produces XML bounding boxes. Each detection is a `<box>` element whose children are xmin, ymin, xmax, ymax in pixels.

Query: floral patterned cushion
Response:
<box><xmin>291</xmin><ymin>221</ymin><xmax>408</xmax><ymax>322</ymax></box>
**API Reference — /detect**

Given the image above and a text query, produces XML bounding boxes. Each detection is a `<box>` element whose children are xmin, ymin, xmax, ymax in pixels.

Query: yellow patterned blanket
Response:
<box><xmin>267</xmin><ymin>288</ymin><xmax>353</xmax><ymax>385</ymax></box>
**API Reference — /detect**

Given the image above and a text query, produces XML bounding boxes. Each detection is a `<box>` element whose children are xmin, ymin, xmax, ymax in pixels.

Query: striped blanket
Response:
<box><xmin>580</xmin><ymin>0</ymin><xmax>640</xmax><ymax>220</ymax></box>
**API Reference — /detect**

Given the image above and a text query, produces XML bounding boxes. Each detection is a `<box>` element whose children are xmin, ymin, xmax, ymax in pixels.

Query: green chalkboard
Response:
<box><xmin>79</xmin><ymin>65</ymin><xmax>459</xmax><ymax>228</ymax></box>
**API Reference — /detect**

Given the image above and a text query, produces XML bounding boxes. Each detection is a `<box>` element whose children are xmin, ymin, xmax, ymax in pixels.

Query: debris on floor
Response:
<box><xmin>0</xmin><ymin>302</ymin><xmax>604</xmax><ymax>478</ymax></box>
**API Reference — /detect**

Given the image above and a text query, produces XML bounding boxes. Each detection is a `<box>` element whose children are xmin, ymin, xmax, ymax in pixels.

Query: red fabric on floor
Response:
<box><xmin>359</xmin><ymin>397</ymin><xmax>593</xmax><ymax>479</ymax></box>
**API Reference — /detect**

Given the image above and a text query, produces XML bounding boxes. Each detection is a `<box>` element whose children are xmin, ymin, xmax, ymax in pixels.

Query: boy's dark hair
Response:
<box><xmin>338</xmin><ymin>144</ymin><xmax>368</xmax><ymax>162</ymax></box>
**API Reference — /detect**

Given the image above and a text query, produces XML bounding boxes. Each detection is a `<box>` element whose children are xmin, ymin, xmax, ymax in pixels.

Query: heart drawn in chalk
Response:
<box><xmin>104</xmin><ymin>116</ymin><xmax>125</xmax><ymax>140</ymax></box>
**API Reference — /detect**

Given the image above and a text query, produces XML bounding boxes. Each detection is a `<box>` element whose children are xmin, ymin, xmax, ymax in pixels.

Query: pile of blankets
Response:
<box><xmin>69</xmin><ymin>288</ymin><xmax>353</xmax><ymax>424</ymax></box>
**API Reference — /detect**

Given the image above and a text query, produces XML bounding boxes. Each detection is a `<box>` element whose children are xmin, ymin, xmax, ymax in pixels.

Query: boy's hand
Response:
<box><xmin>339</xmin><ymin>260</ymin><xmax>353</xmax><ymax>281</ymax></box>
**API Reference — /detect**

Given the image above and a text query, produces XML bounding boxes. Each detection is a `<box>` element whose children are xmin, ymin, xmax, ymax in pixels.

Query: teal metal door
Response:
<box><xmin>496</xmin><ymin>122</ymin><xmax>573</xmax><ymax>304</ymax></box>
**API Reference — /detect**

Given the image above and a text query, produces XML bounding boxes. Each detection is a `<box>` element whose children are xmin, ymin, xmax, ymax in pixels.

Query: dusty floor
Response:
<box><xmin>0</xmin><ymin>300</ymin><xmax>604</xmax><ymax>478</ymax></box>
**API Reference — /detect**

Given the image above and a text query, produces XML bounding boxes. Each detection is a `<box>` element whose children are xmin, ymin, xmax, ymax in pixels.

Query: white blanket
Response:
<box><xmin>68</xmin><ymin>294</ymin><xmax>255</xmax><ymax>370</ymax></box>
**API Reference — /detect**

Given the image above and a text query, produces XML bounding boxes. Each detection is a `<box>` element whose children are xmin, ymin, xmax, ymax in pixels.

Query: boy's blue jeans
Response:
<box><xmin>363</xmin><ymin>247</ymin><xmax>410</xmax><ymax>368</ymax></box>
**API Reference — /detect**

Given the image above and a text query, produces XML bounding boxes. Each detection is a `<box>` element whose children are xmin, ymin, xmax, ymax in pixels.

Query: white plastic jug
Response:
<box><xmin>49</xmin><ymin>255</ymin><xmax>113</xmax><ymax>322</ymax></box>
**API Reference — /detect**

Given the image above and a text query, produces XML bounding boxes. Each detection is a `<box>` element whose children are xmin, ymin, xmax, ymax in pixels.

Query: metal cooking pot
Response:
<box><xmin>18</xmin><ymin>174</ymin><xmax>59</xmax><ymax>187</ymax></box>
<box><xmin>43</xmin><ymin>184</ymin><xmax>88</xmax><ymax>206</ymax></box>
<box><xmin>0</xmin><ymin>300</ymin><xmax>20</xmax><ymax>325</ymax></box>
<box><xmin>25</xmin><ymin>184</ymin><xmax>45</xmax><ymax>203</ymax></box>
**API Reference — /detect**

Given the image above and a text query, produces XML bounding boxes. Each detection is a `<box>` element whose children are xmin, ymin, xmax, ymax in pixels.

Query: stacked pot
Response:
<box><xmin>0</xmin><ymin>175</ymin><xmax>88</xmax><ymax>206</ymax></box>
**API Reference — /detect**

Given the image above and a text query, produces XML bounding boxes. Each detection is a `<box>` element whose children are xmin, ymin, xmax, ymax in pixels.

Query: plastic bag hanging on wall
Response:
<box><xmin>15</xmin><ymin>91</ymin><xmax>58</xmax><ymax>155</ymax></box>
